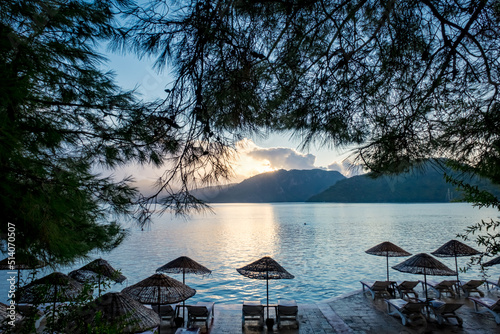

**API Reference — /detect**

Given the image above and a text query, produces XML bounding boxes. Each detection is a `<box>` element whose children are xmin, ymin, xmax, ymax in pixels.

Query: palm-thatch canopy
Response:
<box><xmin>156</xmin><ymin>256</ymin><xmax>211</xmax><ymax>276</ymax></box>
<box><xmin>365</xmin><ymin>241</ymin><xmax>411</xmax><ymax>281</ymax></box>
<box><xmin>18</xmin><ymin>272</ymin><xmax>84</xmax><ymax>304</ymax></box>
<box><xmin>392</xmin><ymin>253</ymin><xmax>457</xmax><ymax>276</ymax></box>
<box><xmin>393</xmin><ymin>253</ymin><xmax>457</xmax><ymax>300</ymax></box>
<box><xmin>237</xmin><ymin>256</ymin><xmax>294</xmax><ymax>320</ymax></box>
<box><xmin>122</xmin><ymin>273</ymin><xmax>196</xmax><ymax>305</ymax></box>
<box><xmin>431</xmin><ymin>239</ymin><xmax>481</xmax><ymax>296</ymax></box>
<box><xmin>236</xmin><ymin>256</ymin><xmax>294</xmax><ymax>280</ymax></box>
<box><xmin>365</xmin><ymin>241</ymin><xmax>411</xmax><ymax>257</ymax></box>
<box><xmin>70</xmin><ymin>292</ymin><xmax>160</xmax><ymax>334</ymax></box>
<box><xmin>69</xmin><ymin>258</ymin><xmax>126</xmax><ymax>283</ymax></box>
<box><xmin>483</xmin><ymin>255</ymin><xmax>500</xmax><ymax>267</ymax></box>
<box><xmin>431</xmin><ymin>240</ymin><xmax>481</xmax><ymax>257</ymax></box>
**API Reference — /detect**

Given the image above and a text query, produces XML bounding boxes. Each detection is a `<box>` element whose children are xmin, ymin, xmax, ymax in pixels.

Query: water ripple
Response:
<box><xmin>1</xmin><ymin>203</ymin><xmax>497</xmax><ymax>304</ymax></box>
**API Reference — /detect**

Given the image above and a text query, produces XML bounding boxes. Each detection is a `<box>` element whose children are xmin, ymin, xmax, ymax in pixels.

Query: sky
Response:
<box><xmin>103</xmin><ymin>49</ymin><xmax>361</xmax><ymax>187</ymax></box>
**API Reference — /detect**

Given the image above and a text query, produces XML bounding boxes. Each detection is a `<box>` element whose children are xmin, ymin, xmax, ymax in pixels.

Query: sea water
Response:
<box><xmin>2</xmin><ymin>203</ymin><xmax>499</xmax><ymax>304</ymax></box>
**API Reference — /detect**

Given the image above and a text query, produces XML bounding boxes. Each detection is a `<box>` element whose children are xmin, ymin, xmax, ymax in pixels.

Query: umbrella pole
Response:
<box><xmin>182</xmin><ymin>269</ymin><xmax>186</xmax><ymax>322</ymax></box>
<box><xmin>423</xmin><ymin>270</ymin><xmax>431</xmax><ymax>317</ymax></box>
<box><xmin>52</xmin><ymin>284</ymin><xmax>57</xmax><ymax>331</ymax></box>
<box><xmin>158</xmin><ymin>286</ymin><xmax>162</xmax><ymax>334</ymax></box>
<box><xmin>423</xmin><ymin>269</ymin><xmax>428</xmax><ymax>301</ymax></box>
<box><xmin>386</xmin><ymin>254</ymin><xmax>390</xmax><ymax>281</ymax></box>
<box><xmin>266</xmin><ymin>270</ymin><xmax>269</xmax><ymax>319</ymax></box>
<box><xmin>455</xmin><ymin>256</ymin><xmax>460</xmax><ymax>297</ymax></box>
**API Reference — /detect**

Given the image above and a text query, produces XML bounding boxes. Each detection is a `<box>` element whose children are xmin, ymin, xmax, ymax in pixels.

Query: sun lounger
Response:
<box><xmin>469</xmin><ymin>297</ymin><xmax>500</xmax><ymax>324</ymax></box>
<box><xmin>360</xmin><ymin>281</ymin><xmax>393</xmax><ymax>300</ymax></box>
<box><xmin>396</xmin><ymin>281</ymin><xmax>419</xmax><ymax>300</ymax></box>
<box><xmin>428</xmin><ymin>299</ymin><xmax>463</xmax><ymax>326</ymax></box>
<box><xmin>242</xmin><ymin>300</ymin><xmax>264</xmax><ymax>329</ymax></box>
<box><xmin>277</xmin><ymin>299</ymin><xmax>299</xmax><ymax>329</ymax></box>
<box><xmin>152</xmin><ymin>304</ymin><xmax>177</xmax><ymax>327</ymax></box>
<box><xmin>420</xmin><ymin>280</ymin><xmax>456</xmax><ymax>298</ymax></box>
<box><xmin>385</xmin><ymin>298</ymin><xmax>427</xmax><ymax>326</ymax></box>
<box><xmin>460</xmin><ymin>280</ymin><xmax>484</xmax><ymax>298</ymax></box>
<box><xmin>187</xmin><ymin>302</ymin><xmax>214</xmax><ymax>330</ymax></box>
<box><xmin>485</xmin><ymin>277</ymin><xmax>500</xmax><ymax>291</ymax></box>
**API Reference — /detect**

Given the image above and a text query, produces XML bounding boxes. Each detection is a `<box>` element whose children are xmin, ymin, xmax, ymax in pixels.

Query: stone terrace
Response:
<box><xmin>159</xmin><ymin>286</ymin><xmax>500</xmax><ymax>334</ymax></box>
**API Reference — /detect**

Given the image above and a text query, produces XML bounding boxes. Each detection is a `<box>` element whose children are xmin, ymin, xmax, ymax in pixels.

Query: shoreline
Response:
<box><xmin>210</xmin><ymin>287</ymin><xmax>500</xmax><ymax>333</ymax></box>
<box><xmin>7</xmin><ymin>287</ymin><xmax>500</xmax><ymax>333</ymax></box>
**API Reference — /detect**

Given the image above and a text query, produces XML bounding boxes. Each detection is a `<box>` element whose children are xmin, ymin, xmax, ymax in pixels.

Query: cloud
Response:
<box><xmin>327</xmin><ymin>160</ymin><xmax>364</xmax><ymax>177</ymax></box>
<box><xmin>230</xmin><ymin>139</ymin><xmax>320</xmax><ymax>181</ymax></box>
<box><xmin>247</xmin><ymin>147</ymin><xmax>317</xmax><ymax>170</ymax></box>
<box><xmin>235</xmin><ymin>139</ymin><xmax>318</xmax><ymax>169</ymax></box>
<box><xmin>104</xmin><ymin>138</ymin><xmax>365</xmax><ymax>195</ymax></box>
<box><xmin>233</xmin><ymin>139</ymin><xmax>365</xmax><ymax>180</ymax></box>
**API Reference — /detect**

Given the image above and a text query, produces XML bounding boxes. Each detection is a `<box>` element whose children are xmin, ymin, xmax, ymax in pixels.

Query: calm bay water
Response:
<box><xmin>3</xmin><ymin>203</ymin><xmax>499</xmax><ymax>304</ymax></box>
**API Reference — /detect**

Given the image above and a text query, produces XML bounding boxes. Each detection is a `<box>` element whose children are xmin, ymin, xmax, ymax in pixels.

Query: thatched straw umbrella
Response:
<box><xmin>122</xmin><ymin>273</ymin><xmax>196</xmax><ymax>305</ymax></box>
<box><xmin>18</xmin><ymin>272</ymin><xmax>84</xmax><ymax>305</ymax></box>
<box><xmin>122</xmin><ymin>273</ymin><xmax>196</xmax><ymax>333</ymax></box>
<box><xmin>482</xmin><ymin>256</ymin><xmax>500</xmax><ymax>288</ymax></box>
<box><xmin>365</xmin><ymin>241</ymin><xmax>411</xmax><ymax>281</ymax></box>
<box><xmin>69</xmin><ymin>258</ymin><xmax>126</xmax><ymax>296</ymax></box>
<box><xmin>71</xmin><ymin>292</ymin><xmax>160</xmax><ymax>333</ymax></box>
<box><xmin>237</xmin><ymin>256</ymin><xmax>294</xmax><ymax>321</ymax></box>
<box><xmin>156</xmin><ymin>256</ymin><xmax>211</xmax><ymax>284</ymax></box>
<box><xmin>18</xmin><ymin>272</ymin><xmax>85</xmax><ymax>330</ymax></box>
<box><xmin>392</xmin><ymin>253</ymin><xmax>457</xmax><ymax>300</ymax></box>
<box><xmin>156</xmin><ymin>256</ymin><xmax>210</xmax><ymax>318</ymax></box>
<box><xmin>483</xmin><ymin>255</ymin><xmax>500</xmax><ymax>267</ymax></box>
<box><xmin>432</xmin><ymin>239</ymin><xmax>481</xmax><ymax>296</ymax></box>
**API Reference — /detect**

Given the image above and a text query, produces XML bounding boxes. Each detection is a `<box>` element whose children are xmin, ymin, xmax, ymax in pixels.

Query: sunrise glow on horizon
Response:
<box><xmin>106</xmin><ymin>137</ymin><xmax>361</xmax><ymax>196</ymax></box>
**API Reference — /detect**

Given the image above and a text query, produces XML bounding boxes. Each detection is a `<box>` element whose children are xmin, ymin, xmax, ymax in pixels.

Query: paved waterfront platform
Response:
<box><xmin>159</xmin><ymin>287</ymin><xmax>500</xmax><ymax>334</ymax></box>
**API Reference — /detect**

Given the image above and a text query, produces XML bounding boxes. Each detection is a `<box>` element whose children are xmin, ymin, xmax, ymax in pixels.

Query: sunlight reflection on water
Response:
<box><xmin>3</xmin><ymin>203</ymin><xmax>499</xmax><ymax>304</ymax></box>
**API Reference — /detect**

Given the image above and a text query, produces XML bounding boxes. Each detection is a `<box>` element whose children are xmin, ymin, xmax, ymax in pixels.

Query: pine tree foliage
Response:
<box><xmin>0</xmin><ymin>0</ymin><xmax>234</xmax><ymax>265</ymax></box>
<box><xmin>3</xmin><ymin>0</ymin><xmax>500</xmax><ymax>264</ymax></box>
<box><xmin>122</xmin><ymin>0</ymin><xmax>499</xmax><ymax>176</ymax></box>
<box><xmin>121</xmin><ymin>0</ymin><xmax>500</xmax><ymax>253</ymax></box>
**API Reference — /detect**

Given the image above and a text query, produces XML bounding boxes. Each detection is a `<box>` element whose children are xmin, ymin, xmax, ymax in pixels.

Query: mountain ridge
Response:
<box><xmin>194</xmin><ymin>169</ymin><xmax>345</xmax><ymax>203</ymax></box>
<box><xmin>193</xmin><ymin>165</ymin><xmax>500</xmax><ymax>203</ymax></box>
<box><xmin>308</xmin><ymin>165</ymin><xmax>500</xmax><ymax>202</ymax></box>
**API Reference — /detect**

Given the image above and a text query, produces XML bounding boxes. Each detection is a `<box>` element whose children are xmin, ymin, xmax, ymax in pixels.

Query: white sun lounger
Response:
<box><xmin>187</xmin><ymin>302</ymin><xmax>214</xmax><ymax>330</ymax></box>
<box><xmin>469</xmin><ymin>297</ymin><xmax>500</xmax><ymax>324</ymax></box>
<box><xmin>385</xmin><ymin>298</ymin><xmax>427</xmax><ymax>326</ymax></box>
<box><xmin>420</xmin><ymin>280</ymin><xmax>456</xmax><ymax>298</ymax></box>
<box><xmin>459</xmin><ymin>280</ymin><xmax>484</xmax><ymax>298</ymax></box>
<box><xmin>277</xmin><ymin>299</ymin><xmax>299</xmax><ymax>329</ymax></box>
<box><xmin>428</xmin><ymin>299</ymin><xmax>463</xmax><ymax>326</ymax></box>
<box><xmin>361</xmin><ymin>281</ymin><xmax>393</xmax><ymax>300</ymax></box>
<box><xmin>152</xmin><ymin>304</ymin><xmax>177</xmax><ymax>327</ymax></box>
<box><xmin>242</xmin><ymin>300</ymin><xmax>264</xmax><ymax>329</ymax></box>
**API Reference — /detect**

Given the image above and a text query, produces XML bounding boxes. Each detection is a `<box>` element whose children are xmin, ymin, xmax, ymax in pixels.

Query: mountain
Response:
<box><xmin>307</xmin><ymin>165</ymin><xmax>496</xmax><ymax>203</ymax></box>
<box><xmin>196</xmin><ymin>169</ymin><xmax>345</xmax><ymax>203</ymax></box>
